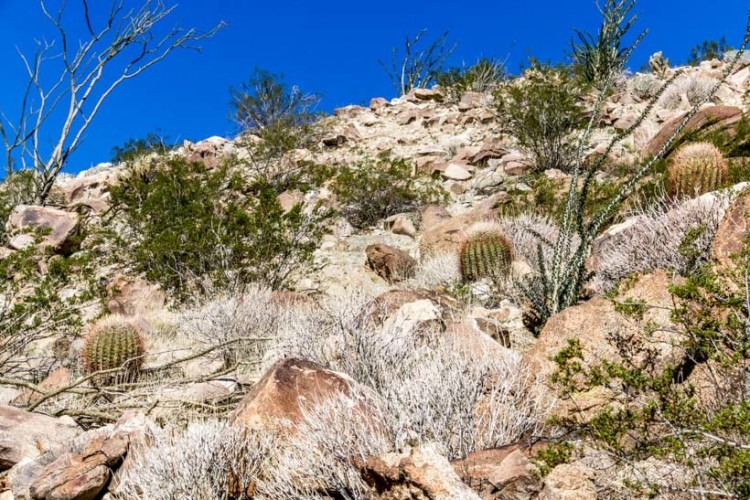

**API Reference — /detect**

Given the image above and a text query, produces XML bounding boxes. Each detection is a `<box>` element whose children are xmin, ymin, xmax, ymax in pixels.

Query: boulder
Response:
<box><xmin>229</xmin><ymin>358</ymin><xmax>360</xmax><ymax>434</ymax></box>
<box><xmin>452</xmin><ymin>445</ymin><xmax>543</xmax><ymax>499</ymax></box>
<box><xmin>365</xmin><ymin>244</ymin><xmax>417</xmax><ymax>283</ymax></box>
<box><xmin>0</xmin><ymin>406</ymin><xmax>80</xmax><ymax>471</ymax></box>
<box><xmin>357</xmin><ymin>445</ymin><xmax>480</xmax><ymax>499</ymax></box>
<box><xmin>523</xmin><ymin>271</ymin><xmax>683</xmax><ymax>418</ymax></box>
<box><xmin>63</xmin><ymin>171</ymin><xmax>113</xmax><ymax>213</ymax></box>
<box><xmin>385</xmin><ymin>215</ymin><xmax>417</xmax><ymax>238</ymax></box>
<box><xmin>442</xmin><ymin>163</ymin><xmax>473</xmax><ymax>180</ymax></box>
<box><xmin>420</xmin><ymin>205</ymin><xmax>452</xmax><ymax>231</ymax></box>
<box><xmin>28</xmin><ymin>411</ymin><xmax>151</xmax><ymax>500</ymax></box>
<box><xmin>11</xmin><ymin>368</ymin><xmax>71</xmax><ymax>407</ymax></box>
<box><xmin>106</xmin><ymin>275</ymin><xmax>166</xmax><ymax>316</ymax></box>
<box><xmin>356</xmin><ymin>289</ymin><xmax>462</xmax><ymax>334</ymax></box>
<box><xmin>539</xmin><ymin>463</ymin><xmax>597</xmax><ymax>500</ymax></box>
<box><xmin>711</xmin><ymin>189</ymin><xmax>750</xmax><ymax>270</ymax></box>
<box><xmin>645</xmin><ymin>106</ymin><xmax>743</xmax><ymax>157</ymax></box>
<box><xmin>419</xmin><ymin>210</ymin><xmax>494</xmax><ymax>256</ymax></box>
<box><xmin>7</xmin><ymin>206</ymin><xmax>79</xmax><ymax>254</ymax></box>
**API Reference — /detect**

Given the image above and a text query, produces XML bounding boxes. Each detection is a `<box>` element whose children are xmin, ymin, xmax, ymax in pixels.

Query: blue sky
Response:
<box><xmin>0</xmin><ymin>0</ymin><xmax>747</xmax><ymax>173</ymax></box>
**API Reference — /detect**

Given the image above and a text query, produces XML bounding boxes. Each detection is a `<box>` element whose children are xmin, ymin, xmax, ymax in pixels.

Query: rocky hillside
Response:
<box><xmin>2</xmin><ymin>55</ymin><xmax>750</xmax><ymax>499</ymax></box>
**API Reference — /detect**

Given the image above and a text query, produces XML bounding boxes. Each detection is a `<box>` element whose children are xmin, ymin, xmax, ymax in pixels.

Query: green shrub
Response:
<box><xmin>111</xmin><ymin>131</ymin><xmax>174</xmax><ymax>164</ymax></box>
<box><xmin>0</xmin><ymin>170</ymin><xmax>36</xmax><ymax>243</ymax></box>
<box><xmin>0</xmin><ymin>246</ymin><xmax>87</xmax><ymax>381</ymax></box>
<box><xmin>109</xmin><ymin>156</ymin><xmax>328</xmax><ymax>297</ymax></box>
<box><xmin>229</xmin><ymin>68</ymin><xmax>321</xmax><ymax>132</ymax></box>
<box><xmin>495</xmin><ymin>64</ymin><xmax>587</xmax><ymax>173</ymax></box>
<box><xmin>549</xmin><ymin>248</ymin><xmax>750</xmax><ymax>497</ymax></box>
<box><xmin>331</xmin><ymin>156</ymin><xmax>446</xmax><ymax>229</ymax></box>
<box><xmin>81</xmin><ymin>315</ymin><xmax>145</xmax><ymax>385</ymax></box>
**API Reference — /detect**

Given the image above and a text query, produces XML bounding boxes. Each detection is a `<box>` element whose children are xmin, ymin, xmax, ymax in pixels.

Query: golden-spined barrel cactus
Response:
<box><xmin>81</xmin><ymin>315</ymin><xmax>145</xmax><ymax>385</ymax></box>
<box><xmin>668</xmin><ymin>142</ymin><xmax>728</xmax><ymax>199</ymax></box>
<box><xmin>459</xmin><ymin>227</ymin><xmax>513</xmax><ymax>282</ymax></box>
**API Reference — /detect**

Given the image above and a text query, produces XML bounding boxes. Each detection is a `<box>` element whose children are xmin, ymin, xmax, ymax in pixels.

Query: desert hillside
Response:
<box><xmin>2</xmin><ymin>6</ymin><xmax>750</xmax><ymax>499</ymax></box>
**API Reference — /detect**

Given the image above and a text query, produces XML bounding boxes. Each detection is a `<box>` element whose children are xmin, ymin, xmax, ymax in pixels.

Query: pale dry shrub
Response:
<box><xmin>175</xmin><ymin>286</ymin><xmax>278</xmax><ymax>370</ymax></box>
<box><xmin>629</xmin><ymin>72</ymin><xmax>662</xmax><ymax>100</ymax></box>
<box><xmin>113</xmin><ymin>421</ymin><xmax>276</xmax><ymax>500</ymax></box>
<box><xmin>267</xmin><ymin>293</ymin><xmax>552</xmax><ymax>460</ymax></box>
<box><xmin>658</xmin><ymin>73</ymin><xmax>718</xmax><ymax>110</ymax></box>
<box><xmin>593</xmin><ymin>191</ymin><xmax>731</xmax><ymax>292</ymax></box>
<box><xmin>407</xmin><ymin>252</ymin><xmax>461</xmax><ymax>289</ymax></box>
<box><xmin>261</xmin><ymin>390</ymin><xmax>392</xmax><ymax>498</ymax></box>
<box><xmin>496</xmin><ymin>213</ymin><xmax>568</xmax><ymax>273</ymax></box>
<box><xmin>633</xmin><ymin>119</ymin><xmax>662</xmax><ymax>150</ymax></box>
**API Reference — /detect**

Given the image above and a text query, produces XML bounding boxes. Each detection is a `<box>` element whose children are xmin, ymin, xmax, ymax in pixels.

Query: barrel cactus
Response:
<box><xmin>81</xmin><ymin>315</ymin><xmax>145</xmax><ymax>385</ymax></box>
<box><xmin>459</xmin><ymin>227</ymin><xmax>513</xmax><ymax>282</ymax></box>
<box><xmin>668</xmin><ymin>142</ymin><xmax>728</xmax><ymax>199</ymax></box>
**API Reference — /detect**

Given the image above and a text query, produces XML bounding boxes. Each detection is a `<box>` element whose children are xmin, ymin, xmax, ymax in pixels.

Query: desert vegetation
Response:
<box><xmin>1</xmin><ymin>0</ymin><xmax>750</xmax><ymax>498</ymax></box>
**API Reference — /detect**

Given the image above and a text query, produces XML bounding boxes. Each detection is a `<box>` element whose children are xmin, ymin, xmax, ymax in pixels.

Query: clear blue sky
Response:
<box><xmin>0</xmin><ymin>0</ymin><xmax>747</xmax><ymax>173</ymax></box>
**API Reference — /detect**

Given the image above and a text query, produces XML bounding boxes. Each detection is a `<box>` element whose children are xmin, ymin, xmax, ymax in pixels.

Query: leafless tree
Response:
<box><xmin>0</xmin><ymin>0</ymin><xmax>224</xmax><ymax>204</ymax></box>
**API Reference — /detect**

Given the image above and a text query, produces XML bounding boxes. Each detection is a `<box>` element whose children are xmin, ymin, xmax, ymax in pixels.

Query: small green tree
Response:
<box><xmin>229</xmin><ymin>68</ymin><xmax>321</xmax><ymax>132</ymax></box>
<box><xmin>111</xmin><ymin>131</ymin><xmax>174</xmax><ymax>164</ymax></box>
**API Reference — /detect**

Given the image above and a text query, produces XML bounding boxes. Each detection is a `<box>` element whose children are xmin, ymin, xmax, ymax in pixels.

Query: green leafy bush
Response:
<box><xmin>331</xmin><ymin>156</ymin><xmax>446</xmax><ymax>229</ymax></box>
<box><xmin>0</xmin><ymin>170</ymin><xmax>36</xmax><ymax>243</ymax></box>
<box><xmin>109</xmin><ymin>156</ymin><xmax>328</xmax><ymax>297</ymax></box>
<box><xmin>495</xmin><ymin>64</ymin><xmax>587</xmax><ymax>173</ymax></box>
<box><xmin>229</xmin><ymin>68</ymin><xmax>321</xmax><ymax>132</ymax></box>
<box><xmin>111</xmin><ymin>131</ymin><xmax>174</xmax><ymax>164</ymax></box>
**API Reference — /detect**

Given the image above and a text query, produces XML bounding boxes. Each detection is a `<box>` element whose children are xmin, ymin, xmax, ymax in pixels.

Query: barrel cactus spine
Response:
<box><xmin>81</xmin><ymin>315</ymin><xmax>145</xmax><ymax>385</ymax></box>
<box><xmin>459</xmin><ymin>223</ymin><xmax>514</xmax><ymax>282</ymax></box>
<box><xmin>668</xmin><ymin>142</ymin><xmax>728</xmax><ymax>200</ymax></box>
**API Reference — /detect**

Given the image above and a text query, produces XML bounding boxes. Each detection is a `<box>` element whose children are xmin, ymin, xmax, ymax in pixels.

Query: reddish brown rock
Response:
<box><xmin>358</xmin><ymin>445</ymin><xmax>480</xmax><ymax>499</ymax></box>
<box><xmin>711</xmin><ymin>190</ymin><xmax>750</xmax><ymax>270</ymax></box>
<box><xmin>645</xmin><ymin>106</ymin><xmax>743</xmax><ymax>157</ymax></box>
<box><xmin>523</xmin><ymin>271</ymin><xmax>683</xmax><ymax>419</ymax></box>
<box><xmin>420</xmin><ymin>205</ymin><xmax>452</xmax><ymax>231</ymax></box>
<box><xmin>452</xmin><ymin>445</ymin><xmax>543</xmax><ymax>499</ymax></box>
<box><xmin>539</xmin><ymin>463</ymin><xmax>596</xmax><ymax>500</ymax></box>
<box><xmin>106</xmin><ymin>275</ymin><xmax>166</xmax><ymax>316</ymax></box>
<box><xmin>419</xmin><ymin>210</ymin><xmax>494</xmax><ymax>256</ymax></box>
<box><xmin>0</xmin><ymin>406</ymin><xmax>80</xmax><ymax>471</ymax></box>
<box><xmin>229</xmin><ymin>358</ymin><xmax>357</xmax><ymax>433</ymax></box>
<box><xmin>7</xmin><ymin>205</ymin><xmax>79</xmax><ymax>254</ymax></box>
<box><xmin>365</xmin><ymin>244</ymin><xmax>417</xmax><ymax>283</ymax></box>
<box><xmin>11</xmin><ymin>368</ymin><xmax>71</xmax><ymax>407</ymax></box>
<box><xmin>29</xmin><ymin>411</ymin><xmax>150</xmax><ymax>500</ymax></box>
<box><xmin>357</xmin><ymin>289</ymin><xmax>462</xmax><ymax>332</ymax></box>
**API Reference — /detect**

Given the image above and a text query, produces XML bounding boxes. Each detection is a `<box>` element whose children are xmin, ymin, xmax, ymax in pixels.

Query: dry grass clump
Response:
<box><xmin>113</xmin><ymin>421</ymin><xmax>276</xmax><ymax>499</ymax></box>
<box><xmin>267</xmin><ymin>291</ymin><xmax>553</xmax><ymax>460</ymax></box>
<box><xmin>658</xmin><ymin>73</ymin><xmax>718</xmax><ymax>110</ymax></box>
<box><xmin>592</xmin><ymin>192</ymin><xmax>731</xmax><ymax>292</ymax></box>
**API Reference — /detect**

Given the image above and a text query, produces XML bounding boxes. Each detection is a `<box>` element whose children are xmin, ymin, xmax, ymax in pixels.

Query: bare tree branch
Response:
<box><xmin>0</xmin><ymin>0</ymin><xmax>225</xmax><ymax>204</ymax></box>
